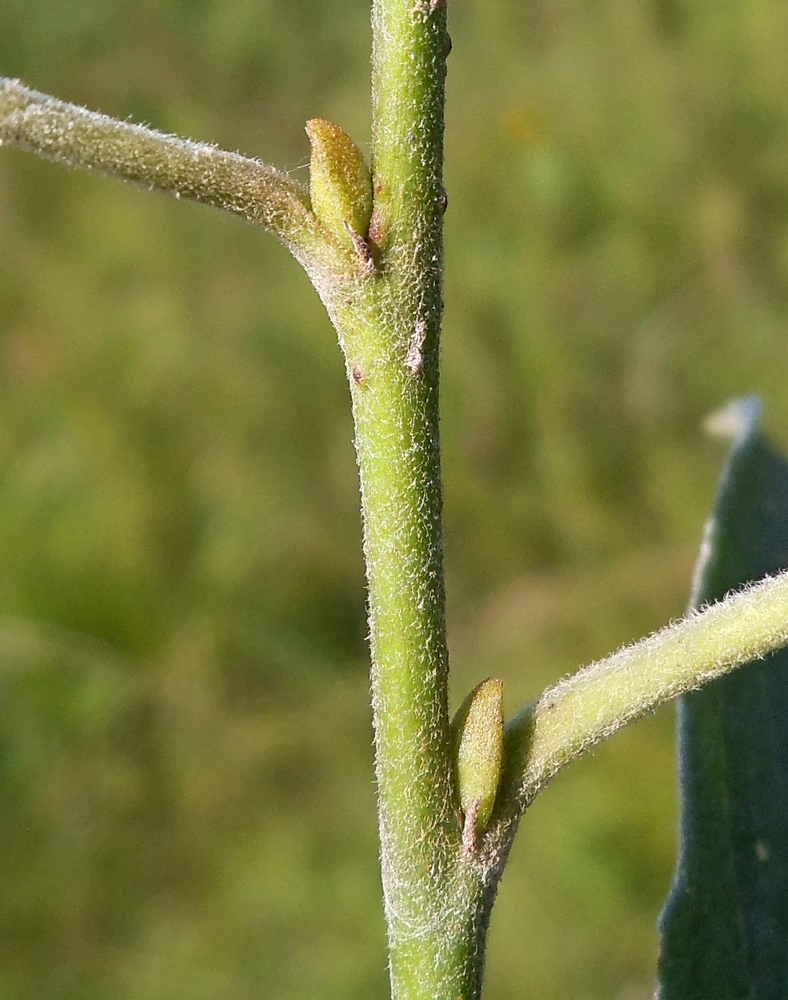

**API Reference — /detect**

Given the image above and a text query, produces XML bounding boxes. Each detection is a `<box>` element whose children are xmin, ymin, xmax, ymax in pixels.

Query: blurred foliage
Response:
<box><xmin>1</xmin><ymin>0</ymin><xmax>788</xmax><ymax>997</ymax></box>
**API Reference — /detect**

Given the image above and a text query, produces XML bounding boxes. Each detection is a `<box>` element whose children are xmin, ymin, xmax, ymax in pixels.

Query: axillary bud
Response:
<box><xmin>305</xmin><ymin>118</ymin><xmax>373</xmax><ymax>247</ymax></box>
<box><xmin>451</xmin><ymin>677</ymin><xmax>505</xmax><ymax>847</ymax></box>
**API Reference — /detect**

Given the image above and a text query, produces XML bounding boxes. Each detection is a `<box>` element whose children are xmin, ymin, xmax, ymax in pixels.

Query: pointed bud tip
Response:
<box><xmin>304</xmin><ymin>117</ymin><xmax>373</xmax><ymax>246</ymax></box>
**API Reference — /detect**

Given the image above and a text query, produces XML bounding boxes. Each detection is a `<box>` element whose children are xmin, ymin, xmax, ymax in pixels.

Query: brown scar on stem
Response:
<box><xmin>367</xmin><ymin>209</ymin><xmax>389</xmax><ymax>252</ymax></box>
<box><xmin>461</xmin><ymin>799</ymin><xmax>481</xmax><ymax>855</ymax></box>
<box><xmin>344</xmin><ymin>223</ymin><xmax>377</xmax><ymax>276</ymax></box>
<box><xmin>351</xmin><ymin>365</ymin><xmax>366</xmax><ymax>386</ymax></box>
<box><xmin>405</xmin><ymin>318</ymin><xmax>428</xmax><ymax>375</ymax></box>
<box><xmin>413</xmin><ymin>0</ymin><xmax>444</xmax><ymax>13</ymax></box>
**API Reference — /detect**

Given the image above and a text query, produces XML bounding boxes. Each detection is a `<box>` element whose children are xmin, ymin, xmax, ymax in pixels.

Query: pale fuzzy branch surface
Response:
<box><xmin>505</xmin><ymin>571</ymin><xmax>788</xmax><ymax>810</ymax></box>
<box><xmin>0</xmin><ymin>78</ymin><xmax>326</xmax><ymax>256</ymax></box>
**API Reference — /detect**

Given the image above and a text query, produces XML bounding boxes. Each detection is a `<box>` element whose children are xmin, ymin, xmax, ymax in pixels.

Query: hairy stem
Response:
<box><xmin>345</xmin><ymin>1</ymin><xmax>493</xmax><ymax>999</ymax></box>
<box><xmin>498</xmin><ymin>571</ymin><xmax>788</xmax><ymax>822</ymax></box>
<box><xmin>0</xmin><ymin>77</ymin><xmax>336</xmax><ymax>268</ymax></box>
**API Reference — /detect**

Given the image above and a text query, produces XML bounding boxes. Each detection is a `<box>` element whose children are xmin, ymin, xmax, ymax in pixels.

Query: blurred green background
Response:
<box><xmin>2</xmin><ymin>0</ymin><xmax>788</xmax><ymax>997</ymax></box>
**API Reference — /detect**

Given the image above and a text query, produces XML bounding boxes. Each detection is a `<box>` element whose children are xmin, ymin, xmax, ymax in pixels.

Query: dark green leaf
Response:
<box><xmin>658</xmin><ymin>397</ymin><xmax>788</xmax><ymax>1000</ymax></box>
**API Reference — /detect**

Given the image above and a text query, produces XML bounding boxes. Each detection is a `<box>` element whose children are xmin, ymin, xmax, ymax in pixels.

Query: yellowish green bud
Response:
<box><xmin>451</xmin><ymin>678</ymin><xmax>505</xmax><ymax>849</ymax></box>
<box><xmin>305</xmin><ymin>118</ymin><xmax>373</xmax><ymax>247</ymax></box>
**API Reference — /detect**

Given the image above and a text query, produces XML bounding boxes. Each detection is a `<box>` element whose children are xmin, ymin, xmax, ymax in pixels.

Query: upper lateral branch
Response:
<box><xmin>0</xmin><ymin>78</ymin><xmax>322</xmax><ymax>253</ymax></box>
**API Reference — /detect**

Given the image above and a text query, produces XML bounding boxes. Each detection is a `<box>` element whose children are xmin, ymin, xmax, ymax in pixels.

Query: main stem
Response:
<box><xmin>10</xmin><ymin>10</ymin><xmax>788</xmax><ymax>1000</ymax></box>
<box><xmin>334</xmin><ymin>1</ymin><xmax>495</xmax><ymax>998</ymax></box>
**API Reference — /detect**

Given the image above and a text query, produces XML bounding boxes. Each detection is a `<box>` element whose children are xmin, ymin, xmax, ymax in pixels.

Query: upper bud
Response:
<box><xmin>305</xmin><ymin>118</ymin><xmax>373</xmax><ymax>248</ymax></box>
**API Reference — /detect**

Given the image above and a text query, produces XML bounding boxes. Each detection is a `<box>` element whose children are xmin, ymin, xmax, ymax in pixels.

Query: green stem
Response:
<box><xmin>371</xmin><ymin>0</ymin><xmax>448</xmax><ymax>273</ymax></box>
<box><xmin>497</xmin><ymin>570</ymin><xmax>788</xmax><ymax>826</ymax></box>
<box><xmin>335</xmin><ymin>2</ymin><xmax>498</xmax><ymax>998</ymax></box>
<box><xmin>0</xmin><ymin>78</ymin><xmax>335</xmax><ymax>269</ymax></box>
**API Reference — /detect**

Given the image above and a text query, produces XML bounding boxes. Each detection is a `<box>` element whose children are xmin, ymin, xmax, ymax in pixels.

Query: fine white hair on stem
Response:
<box><xmin>506</xmin><ymin>571</ymin><xmax>788</xmax><ymax>807</ymax></box>
<box><xmin>0</xmin><ymin>77</ymin><xmax>316</xmax><ymax>245</ymax></box>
